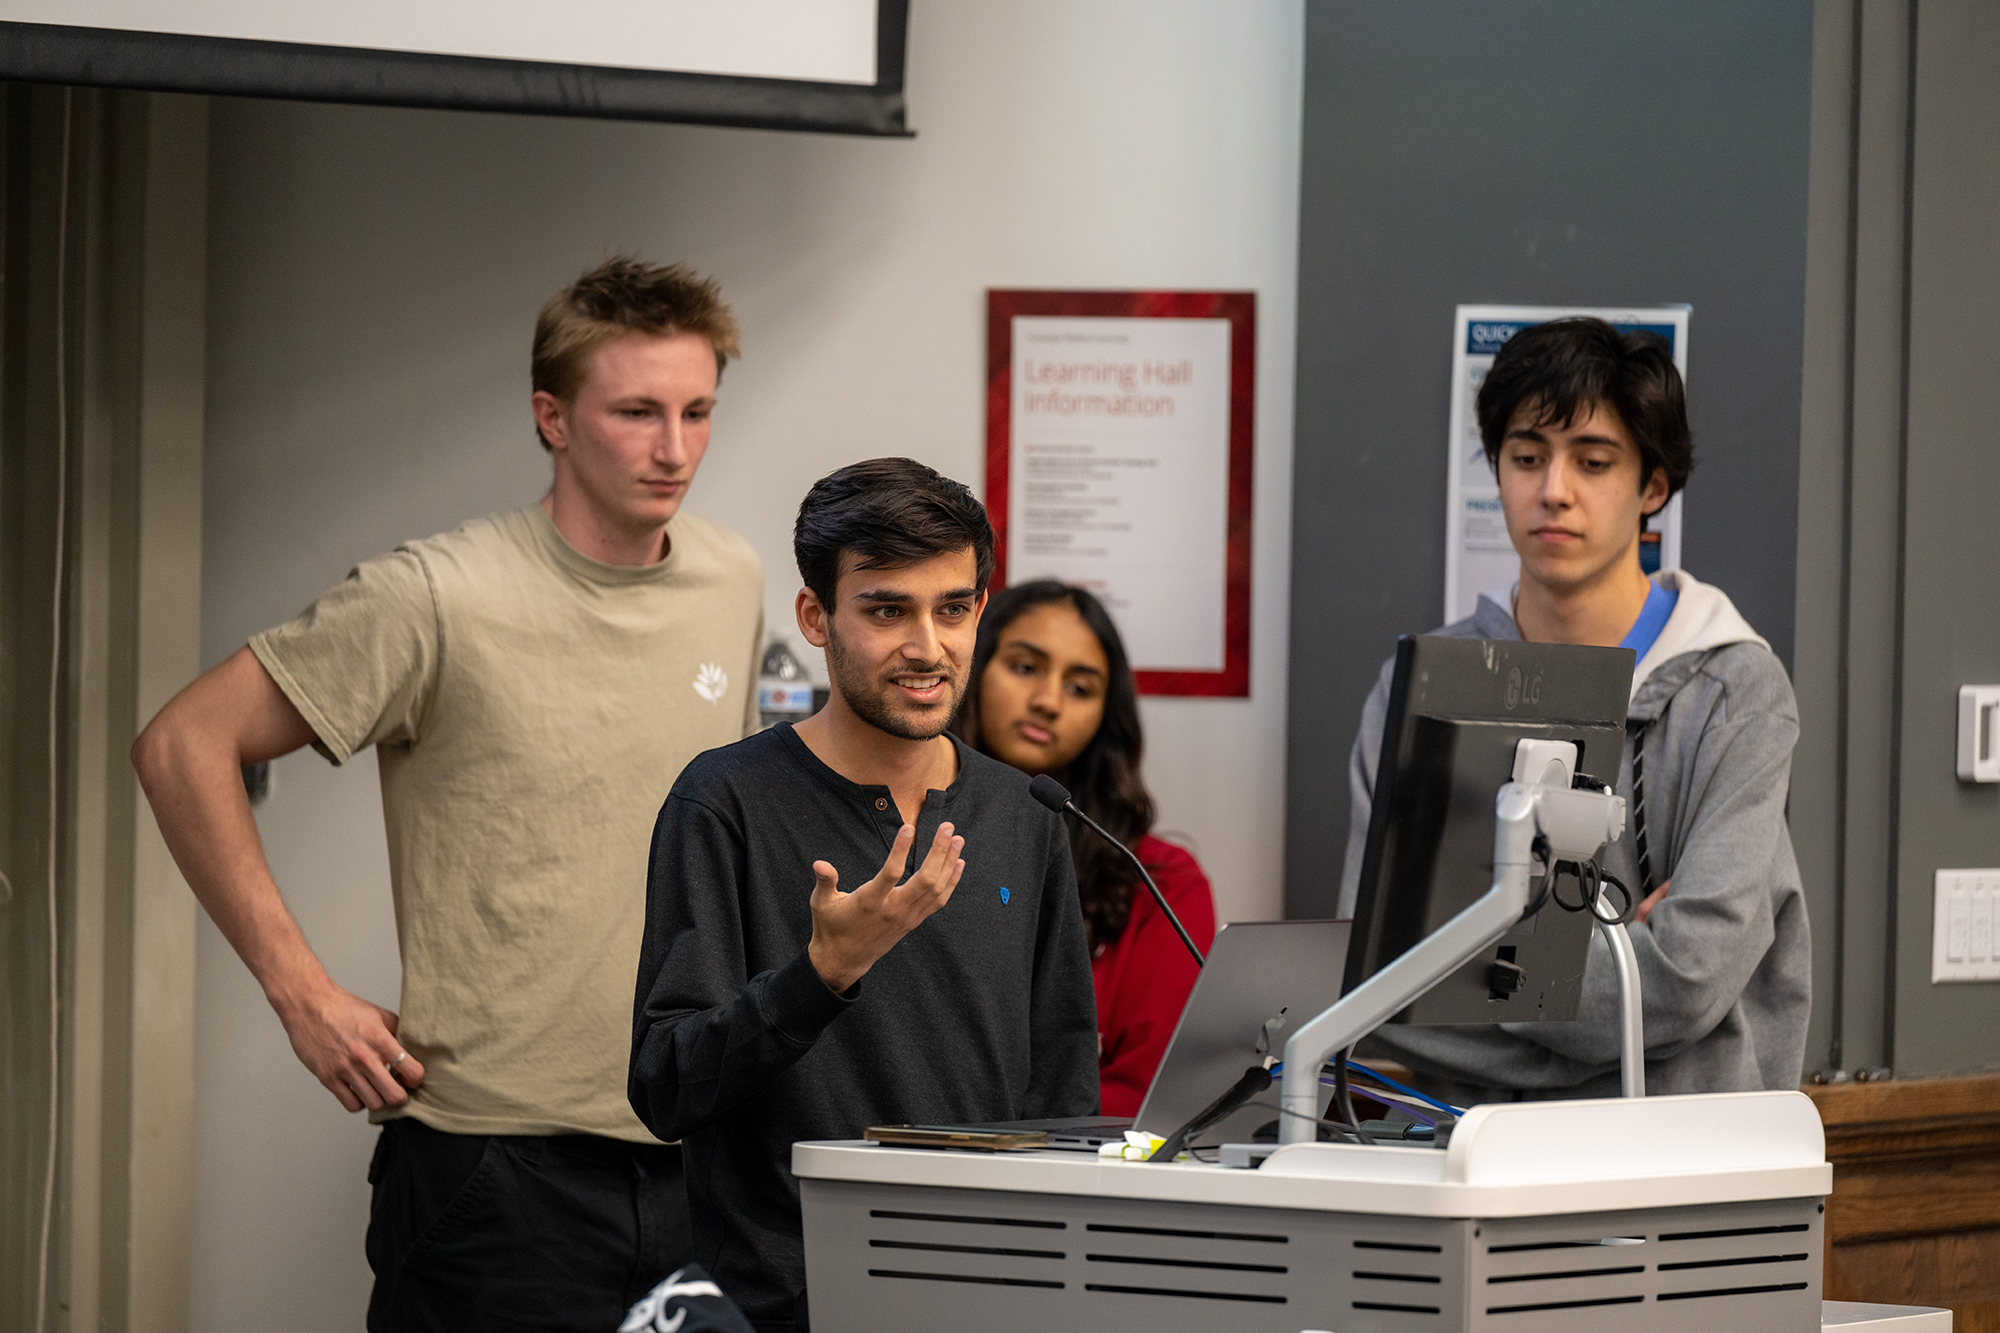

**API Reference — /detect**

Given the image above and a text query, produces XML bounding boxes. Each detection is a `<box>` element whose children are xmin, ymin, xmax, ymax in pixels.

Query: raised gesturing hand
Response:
<box><xmin>807</xmin><ymin>821</ymin><xmax>966</xmax><ymax>993</ymax></box>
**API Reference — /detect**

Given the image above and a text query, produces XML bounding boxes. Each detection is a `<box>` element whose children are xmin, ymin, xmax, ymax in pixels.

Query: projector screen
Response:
<box><xmin>0</xmin><ymin>0</ymin><xmax>910</xmax><ymax>136</ymax></box>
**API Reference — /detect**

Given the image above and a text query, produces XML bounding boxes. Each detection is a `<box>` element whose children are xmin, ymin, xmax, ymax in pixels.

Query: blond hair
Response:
<box><xmin>530</xmin><ymin>257</ymin><xmax>741</xmax><ymax>449</ymax></box>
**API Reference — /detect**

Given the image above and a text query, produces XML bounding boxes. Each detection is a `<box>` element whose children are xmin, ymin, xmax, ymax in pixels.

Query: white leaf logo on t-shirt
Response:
<box><xmin>693</xmin><ymin>662</ymin><xmax>728</xmax><ymax>703</ymax></box>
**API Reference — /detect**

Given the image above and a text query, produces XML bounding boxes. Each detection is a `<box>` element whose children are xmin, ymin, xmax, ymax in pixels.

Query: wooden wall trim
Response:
<box><xmin>1810</xmin><ymin>1071</ymin><xmax>2000</xmax><ymax>1129</ymax></box>
<box><xmin>1810</xmin><ymin>1072</ymin><xmax>2000</xmax><ymax>1242</ymax></box>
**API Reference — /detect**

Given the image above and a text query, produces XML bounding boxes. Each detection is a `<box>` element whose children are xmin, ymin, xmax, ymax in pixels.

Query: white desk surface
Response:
<box><xmin>798</xmin><ymin>1133</ymin><xmax>1828</xmax><ymax>1220</ymax></box>
<box><xmin>801</xmin><ymin>1090</ymin><xmax>1832</xmax><ymax>1218</ymax></box>
<box><xmin>1823</xmin><ymin>1301</ymin><xmax>1952</xmax><ymax>1329</ymax></box>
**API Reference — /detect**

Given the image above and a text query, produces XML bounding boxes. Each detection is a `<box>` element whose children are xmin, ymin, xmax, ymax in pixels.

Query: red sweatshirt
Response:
<box><xmin>1091</xmin><ymin>834</ymin><xmax>1219</xmax><ymax>1117</ymax></box>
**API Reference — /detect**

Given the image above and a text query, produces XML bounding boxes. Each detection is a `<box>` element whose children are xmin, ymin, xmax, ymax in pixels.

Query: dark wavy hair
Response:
<box><xmin>1476</xmin><ymin>316</ymin><xmax>1694</xmax><ymax>509</ymax></box>
<box><xmin>794</xmin><ymin>458</ymin><xmax>995</xmax><ymax>609</ymax></box>
<box><xmin>955</xmin><ymin>581</ymin><xmax>1155</xmax><ymax>950</ymax></box>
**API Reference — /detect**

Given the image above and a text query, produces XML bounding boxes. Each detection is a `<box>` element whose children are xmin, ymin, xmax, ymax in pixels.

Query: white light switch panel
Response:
<box><xmin>1934</xmin><ymin>870</ymin><xmax>2000</xmax><ymax>983</ymax></box>
<box><xmin>1960</xmin><ymin>686</ymin><xmax>2000</xmax><ymax>782</ymax></box>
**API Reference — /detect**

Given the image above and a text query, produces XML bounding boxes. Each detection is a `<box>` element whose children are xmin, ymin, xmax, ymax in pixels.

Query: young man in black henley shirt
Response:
<box><xmin>629</xmin><ymin>458</ymin><xmax>1099</xmax><ymax>1329</ymax></box>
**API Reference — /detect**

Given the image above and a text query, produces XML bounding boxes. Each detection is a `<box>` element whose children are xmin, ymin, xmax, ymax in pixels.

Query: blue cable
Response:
<box><xmin>1269</xmin><ymin>1060</ymin><xmax>1465</xmax><ymax>1119</ymax></box>
<box><xmin>1341</xmin><ymin>1059</ymin><xmax>1464</xmax><ymax>1117</ymax></box>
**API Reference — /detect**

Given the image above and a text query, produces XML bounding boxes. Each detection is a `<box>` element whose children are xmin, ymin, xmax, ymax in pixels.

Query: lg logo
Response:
<box><xmin>1505</xmin><ymin>666</ymin><xmax>1544</xmax><ymax>710</ymax></box>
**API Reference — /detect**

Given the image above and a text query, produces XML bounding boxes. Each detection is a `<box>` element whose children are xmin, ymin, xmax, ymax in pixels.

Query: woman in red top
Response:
<box><xmin>955</xmin><ymin>581</ymin><xmax>1218</xmax><ymax>1117</ymax></box>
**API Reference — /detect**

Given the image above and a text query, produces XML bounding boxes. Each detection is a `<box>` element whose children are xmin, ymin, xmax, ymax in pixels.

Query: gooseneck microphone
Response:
<box><xmin>1028</xmin><ymin>773</ymin><xmax>1206</xmax><ymax>968</ymax></box>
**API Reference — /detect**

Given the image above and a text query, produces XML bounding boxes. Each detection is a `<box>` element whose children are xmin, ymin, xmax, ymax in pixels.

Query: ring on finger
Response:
<box><xmin>388</xmin><ymin>1049</ymin><xmax>410</xmax><ymax>1071</ymax></box>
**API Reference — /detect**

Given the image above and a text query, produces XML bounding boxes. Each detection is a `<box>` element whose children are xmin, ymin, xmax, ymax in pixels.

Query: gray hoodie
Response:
<box><xmin>1337</xmin><ymin>569</ymin><xmax>1811</xmax><ymax>1103</ymax></box>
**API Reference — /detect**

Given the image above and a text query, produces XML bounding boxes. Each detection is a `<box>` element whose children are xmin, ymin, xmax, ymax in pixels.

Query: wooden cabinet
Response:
<box><xmin>1809</xmin><ymin>1074</ymin><xmax>2000</xmax><ymax>1333</ymax></box>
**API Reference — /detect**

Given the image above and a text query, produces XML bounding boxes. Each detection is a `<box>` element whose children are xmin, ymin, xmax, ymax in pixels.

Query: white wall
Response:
<box><xmin>194</xmin><ymin>2</ymin><xmax>1302</xmax><ymax>1325</ymax></box>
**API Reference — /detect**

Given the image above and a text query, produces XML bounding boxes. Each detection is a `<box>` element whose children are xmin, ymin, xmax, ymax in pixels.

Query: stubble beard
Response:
<box><xmin>825</xmin><ymin>626</ymin><xmax>963</xmax><ymax>742</ymax></box>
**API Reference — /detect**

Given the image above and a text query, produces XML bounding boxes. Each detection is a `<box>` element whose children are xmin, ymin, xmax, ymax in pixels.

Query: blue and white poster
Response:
<box><xmin>1444</xmin><ymin>304</ymin><xmax>1690</xmax><ymax>624</ymax></box>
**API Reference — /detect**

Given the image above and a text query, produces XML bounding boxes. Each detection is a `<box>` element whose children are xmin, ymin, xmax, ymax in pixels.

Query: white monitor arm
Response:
<box><xmin>1278</xmin><ymin>742</ymin><xmax>1642</xmax><ymax>1146</ymax></box>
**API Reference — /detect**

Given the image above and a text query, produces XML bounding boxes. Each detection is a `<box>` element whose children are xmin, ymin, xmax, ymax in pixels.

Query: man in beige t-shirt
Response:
<box><xmin>134</xmin><ymin>258</ymin><xmax>762</xmax><ymax>1332</ymax></box>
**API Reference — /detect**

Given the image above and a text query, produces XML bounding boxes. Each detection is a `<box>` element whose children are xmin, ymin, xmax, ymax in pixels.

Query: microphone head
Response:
<box><xmin>1028</xmin><ymin>774</ymin><xmax>1073</xmax><ymax>814</ymax></box>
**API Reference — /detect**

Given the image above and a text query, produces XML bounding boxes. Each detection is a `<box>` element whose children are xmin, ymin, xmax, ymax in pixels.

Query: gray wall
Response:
<box><xmin>1791</xmin><ymin>0</ymin><xmax>1913</xmax><ymax>1081</ymax></box>
<box><xmin>1284</xmin><ymin>1</ymin><xmax>1814</xmax><ymax>918</ymax></box>
<box><xmin>1786</xmin><ymin>0</ymin><xmax>2000</xmax><ymax>1081</ymax></box>
<box><xmin>1888</xmin><ymin>0</ymin><xmax>2000</xmax><ymax>1074</ymax></box>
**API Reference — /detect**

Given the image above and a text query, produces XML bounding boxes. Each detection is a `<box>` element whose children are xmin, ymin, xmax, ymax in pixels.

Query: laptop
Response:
<box><xmin>1130</xmin><ymin>918</ymin><xmax>1351</xmax><ymax>1145</ymax></box>
<box><xmin>903</xmin><ymin>920</ymin><xmax>1352</xmax><ymax>1151</ymax></box>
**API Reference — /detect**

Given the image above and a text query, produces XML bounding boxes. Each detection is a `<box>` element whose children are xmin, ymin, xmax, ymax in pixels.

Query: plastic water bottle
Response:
<box><xmin>758</xmin><ymin>638</ymin><xmax>815</xmax><ymax>730</ymax></box>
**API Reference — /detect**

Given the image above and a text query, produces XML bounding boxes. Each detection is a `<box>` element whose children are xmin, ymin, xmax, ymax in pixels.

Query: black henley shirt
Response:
<box><xmin>628</xmin><ymin>723</ymin><xmax>1100</xmax><ymax>1329</ymax></box>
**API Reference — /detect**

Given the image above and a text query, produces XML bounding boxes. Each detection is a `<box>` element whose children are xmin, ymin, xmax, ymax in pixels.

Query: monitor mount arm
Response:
<box><xmin>1278</xmin><ymin>743</ymin><xmax>1638</xmax><ymax>1146</ymax></box>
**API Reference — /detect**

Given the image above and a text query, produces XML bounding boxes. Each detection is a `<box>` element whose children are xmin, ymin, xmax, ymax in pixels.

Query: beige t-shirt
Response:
<box><xmin>250</xmin><ymin>504</ymin><xmax>762</xmax><ymax>1140</ymax></box>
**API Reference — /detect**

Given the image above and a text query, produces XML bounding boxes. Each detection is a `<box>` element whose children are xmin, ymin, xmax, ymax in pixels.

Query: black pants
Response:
<box><xmin>366</xmin><ymin>1117</ymin><xmax>691</xmax><ymax>1333</ymax></box>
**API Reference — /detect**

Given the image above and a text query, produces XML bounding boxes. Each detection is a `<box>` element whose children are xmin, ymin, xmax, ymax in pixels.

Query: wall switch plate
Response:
<box><xmin>1934</xmin><ymin>870</ymin><xmax>2000</xmax><ymax>983</ymax></box>
<box><xmin>1960</xmin><ymin>686</ymin><xmax>2000</xmax><ymax>782</ymax></box>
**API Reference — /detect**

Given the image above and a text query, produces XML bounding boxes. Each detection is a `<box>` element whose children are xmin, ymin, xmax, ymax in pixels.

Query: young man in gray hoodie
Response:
<box><xmin>1339</xmin><ymin>317</ymin><xmax>1810</xmax><ymax>1104</ymax></box>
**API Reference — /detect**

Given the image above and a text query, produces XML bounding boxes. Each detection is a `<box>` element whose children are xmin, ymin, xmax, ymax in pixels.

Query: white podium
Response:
<box><xmin>797</xmin><ymin>1091</ymin><xmax>1835</xmax><ymax>1332</ymax></box>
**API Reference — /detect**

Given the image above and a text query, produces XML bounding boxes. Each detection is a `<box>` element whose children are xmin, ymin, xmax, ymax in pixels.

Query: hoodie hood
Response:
<box><xmin>1473</xmin><ymin>567</ymin><xmax>1769</xmax><ymax>714</ymax></box>
<box><xmin>1631</xmin><ymin>568</ymin><xmax>1768</xmax><ymax>705</ymax></box>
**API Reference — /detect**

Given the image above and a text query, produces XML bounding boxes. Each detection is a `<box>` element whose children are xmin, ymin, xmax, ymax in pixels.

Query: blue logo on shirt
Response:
<box><xmin>1000</xmin><ymin>887</ymin><xmax>1011</xmax><ymax>905</ymax></box>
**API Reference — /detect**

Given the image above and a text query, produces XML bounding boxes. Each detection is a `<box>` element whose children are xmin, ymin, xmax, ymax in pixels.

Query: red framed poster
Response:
<box><xmin>986</xmin><ymin>289</ymin><xmax>1255</xmax><ymax>697</ymax></box>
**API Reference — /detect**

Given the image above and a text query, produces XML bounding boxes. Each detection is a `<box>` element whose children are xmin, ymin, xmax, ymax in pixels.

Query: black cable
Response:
<box><xmin>1237</xmin><ymin>1100</ymin><xmax>1371</xmax><ymax>1145</ymax></box>
<box><xmin>1148</xmin><ymin>1065</ymin><xmax>1270</xmax><ymax>1162</ymax></box>
<box><xmin>1549</xmin><ymin>858</ymin><xmax>1591</xmax><ymax>913</ymax></box>
<box><xmin>1545</xmin><ymin>858</ymin><xmax>1637</xmax><ymax>925</ymax></box>
<box><xmin>1589</xmin><ymin>867</ymin><xmax>1637</xmax><ymax>925</ymax></box>
<box><xmin>1521</xmin><ymin>834</ymin><xmax>1555</xmax><ymax>920</ymax></box>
